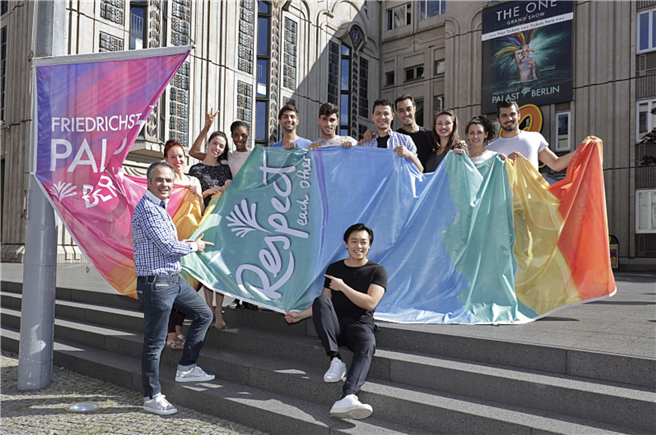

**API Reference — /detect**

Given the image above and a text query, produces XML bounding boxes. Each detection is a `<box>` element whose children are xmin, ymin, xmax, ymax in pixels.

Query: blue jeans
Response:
<box><xmin>136</xmin><ymin>275</ymin><xmax>213</xmax><ymax>398</ymax></box>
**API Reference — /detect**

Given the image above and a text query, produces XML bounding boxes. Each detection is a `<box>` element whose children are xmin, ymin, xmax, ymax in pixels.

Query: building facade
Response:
<box><xmin>1</xmin><ymin>0</ymin><xmax>654</xmax><ymax>270</ymax></box>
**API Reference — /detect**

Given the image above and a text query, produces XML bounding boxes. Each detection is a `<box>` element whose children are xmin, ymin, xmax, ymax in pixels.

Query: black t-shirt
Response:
<box><xmin>397</xmin><ymin>127</ymin><xmax>431</xmax><ymax>171</ymax></box>
<box><xmin>324</xmin><ymin>260</ymin><xmax>387</xmax><ymax>324</ymax></box>
<box><xmin>376</xmin><ymin>135</ymin><xmax>390</xmax><ymax>149</ymax></box>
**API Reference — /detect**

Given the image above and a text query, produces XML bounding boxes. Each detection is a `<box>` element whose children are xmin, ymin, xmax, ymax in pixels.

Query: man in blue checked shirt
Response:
<box><xmin>358</xmin><ymin>99</ymin><xmax>423</xmax><ymax>172</ymax></box>
<box><xmin>132</xmin><ymin>161</ymin><xmax>215</xmax><ymax>416</ymax></box>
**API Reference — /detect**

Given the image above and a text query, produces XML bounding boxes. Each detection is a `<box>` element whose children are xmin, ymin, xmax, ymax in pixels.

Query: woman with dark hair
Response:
<box><xmin>424</xmin><ymin>110</ymin><xmax>467</xmax><ymax>173</ymax></box>
<box><xmin>188</xmin><ymin>123</ymin><xmax>233</xmax><ymax>330</ymax></box>
<box><xmin>464</xmin><ymin>116</ymin><xmax>502</xmax><ymax>167</ymax></box>
<box><xmin>227</xmin><ymin>120</ymin><xmax>252</xmax><ymax>176</ymax></box>
<box><xmin>189</xmin><ymin>115</ymin><xmax>252</xmax><ymax>177</ymax></box>
<box><xmin>189</xmin><ymin>130</ymin><xmax>232</xmax><ymax>207</ymax></box>
<box><xmin>162</xmin><ymin>140</ymin><xmax>205</xmax><ymax>350</ymax></box>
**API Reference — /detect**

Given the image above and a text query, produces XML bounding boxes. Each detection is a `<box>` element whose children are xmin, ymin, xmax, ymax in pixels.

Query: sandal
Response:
<box><xmin>166</xmin><ymin>338</ymin><xmax>183</xmax><ymax>350</ymax></box>
<box><xmin>212</xmin><ymin>322</ymin><xmax>226</xmax><ymax>330</ymax></box>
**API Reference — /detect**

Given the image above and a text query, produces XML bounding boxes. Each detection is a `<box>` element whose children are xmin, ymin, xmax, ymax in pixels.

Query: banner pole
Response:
<box><xmin>18</xmin><ymin>0</ymin><xmax>66</xmax><ymax>390</ymax></box>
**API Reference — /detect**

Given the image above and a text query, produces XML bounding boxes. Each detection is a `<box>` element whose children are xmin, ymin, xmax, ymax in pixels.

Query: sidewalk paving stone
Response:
<box><xmin>1</xmin><ymin>351</ymin><xmax>267</xmax><ymax>435</ymax></box>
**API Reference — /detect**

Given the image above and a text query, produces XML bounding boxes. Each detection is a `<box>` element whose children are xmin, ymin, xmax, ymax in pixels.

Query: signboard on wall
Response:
<box><xmin>481</xmin><ymin>1</ymin><xmax>574</xmax><ymax>114</ymax></box>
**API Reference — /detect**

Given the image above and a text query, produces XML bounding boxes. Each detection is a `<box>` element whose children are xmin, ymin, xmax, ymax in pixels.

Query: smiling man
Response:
<box><xmin>132</xmin><ymin>161</ymin><xmax>215</xmax><ymax>416</ymax></box>
<box><xmin>270</xmin><ymin>105</ymin><xmax>312</xmax><ymax>149</ymax></box>
<box><xmin>359</xmin><ymin>99</ymin><xmax>423</xmax><ymax>172</ymax></box>
<box><xmin>285</xmin><ymin>223</ymin><xmax>387</xmax><ymax>420</ymax></box>
<box><xmin>394</xmin><ymin>95</ymin><xmax>432</xmax><ymax>168</ymax></box>
<box><xmin>487</xmin><ymin>100</ymin><xmax>576</xmax><ymax>171</ymax></box>
<box><xmin>307</xmin><ymin>102</ymin><xmax>357</xmax><ymax>149</ymax></box>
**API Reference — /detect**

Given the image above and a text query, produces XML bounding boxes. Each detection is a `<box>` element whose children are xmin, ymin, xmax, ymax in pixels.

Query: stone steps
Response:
<box><xmin>1</xmin><ymin>287</ymin><xmax>654</xmax><ymax>434</ymax></box>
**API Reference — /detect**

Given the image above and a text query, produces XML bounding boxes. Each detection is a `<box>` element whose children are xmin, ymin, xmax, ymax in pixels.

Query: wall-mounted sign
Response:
<box><xmin>481</xmin><ymin>1</ymin><xmax>574</xmax><ymax>114</ymax></box>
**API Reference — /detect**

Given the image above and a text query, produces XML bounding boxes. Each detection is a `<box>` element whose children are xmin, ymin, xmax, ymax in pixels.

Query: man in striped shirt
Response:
<box><xmin>132</xmin><ymin>161</ymin><xmax>215</xmax><ymax>416</ymax></box>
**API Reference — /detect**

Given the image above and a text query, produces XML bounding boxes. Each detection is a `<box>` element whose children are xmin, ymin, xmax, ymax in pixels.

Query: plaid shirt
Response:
<box><xmin>359</xmin><ymin>130</ymin><xmax>417</xmax><ymax>155</ymax></box>
<box><xmin>132</xmin><ymin>190</ymin><xmax>195</xmax><ymax>276</ymax></box>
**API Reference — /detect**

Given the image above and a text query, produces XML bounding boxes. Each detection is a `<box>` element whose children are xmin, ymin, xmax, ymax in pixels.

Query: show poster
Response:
<box><xmin>481</xmin><ymin>1</ymin><xmax>574</xmax><ymax>114</ymax></box>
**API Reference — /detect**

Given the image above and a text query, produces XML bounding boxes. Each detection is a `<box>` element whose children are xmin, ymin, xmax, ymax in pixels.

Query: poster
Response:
<box><xmin>481</xmin><ymin>1</ymin><xmax>574</xmax><ymax>114</ymax></box>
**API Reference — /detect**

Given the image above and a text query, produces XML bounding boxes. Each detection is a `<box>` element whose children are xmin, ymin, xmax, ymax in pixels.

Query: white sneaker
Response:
<box><xmin>323</xmin><ymin>357</ymin><xmax>347</xmax><ymax>383</ymax></box>
<box><xmin>143</xmin><ymin>393</ymin><xmax>177</xmax><ymax>415</ymax></box>
<box><xmin>330</xmin><ymin>394</ymin><xmax>373</xmax><ymax>419</ymax></box>
<box><xmin>175</xmin><ymin>365</ymin><xmax>216</xmax><ymax>383</ymax></box>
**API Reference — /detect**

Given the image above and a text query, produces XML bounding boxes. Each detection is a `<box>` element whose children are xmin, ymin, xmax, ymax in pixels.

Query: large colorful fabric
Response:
<box><xmin>33</xmin><ymin>47</ymin><xmax>194</xmax><ymax>299</ymax></box>
<box><xmin>182</xmin><ymin>138</ymin><xmax>615</xmax><ymax>324</ymax></box>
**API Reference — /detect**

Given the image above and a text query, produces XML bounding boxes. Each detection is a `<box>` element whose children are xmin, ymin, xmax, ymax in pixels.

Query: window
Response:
<box><xmin>100</xmin><ymin>0</ymin><xmax>124</xmax><ymax>25</ymax></box>
<box><xmin>404</xmin><ymin>65</ymin><xmax>424</xmax><ymax>82</ymax></box>
<box><xmin>434</xmin><ymin>96</ymin><xmax>444</xmax><ymax>114</ymax></box>
<box><xmin>328</xmin><ymin>42</ymin><xmax>339</xmax><ymax>104</ymax></box>
<box><xmin>420</xmin><ymin>0</ymin><xmax>445</xmax><ymax>20</ymax></box>
<box><xmin>130</xmin><ymin>2</ymin><xmax>147</xmax><ymax>50</ymax></box>
<box><xmin>385</xmin><ymin>71</ymin><xmax>395</xmax><ymax>87</ymax></box>
<box><xmin>237</xmin><ymin>0</ymin><xmax>254</xmax><ymax>74</ymax></box>
<box><xmin>255</xmin><ymin>1</ymin><xmax>271</xmax><ymax>146</ymax></box>
<box><xmin>555</xmin><ymin>112</ymin><xmax>570</xmax><ymax>151</ymax></box>
<box><xmin>637</xmin><ymin>190</ymin><xmax>656</xmax><ymax>232</ymax></box>
<box><xmin>387</xmin><ymin>4</ymin><xmax>411</xmax><ymax>31</ymax></box>
<box><xmin>359</xmin><ymin>58</ymin><xmax>369</xmax><ymax>118</ymax></box>
<box><xmin>1</xmin><ymin>2</ymin><xmax>7</xmax><ymax>15</ymax></box>
<box><xmin>434</xmin><ymin>59</ymin><xmax>445</xmax><ymax>76</ymax></box>
<box><xmin>415</xmin><ymin>99</ymin><xmax>424</xmax><ymax>127</ymax></box>
<box><xmin>340</xmin><ymin>44</ymin><xmax>352</xmax><ymax>137</ymax></box>
<box><xmin>637</xmin><ymin>99</ymin><xmax>656</xmax><ymax>141</ymax></box>
<box><xmin>327</xmin><ymin>41</ymin><xmax>352</xmax><ymax>134</ymax></box>
<box><xmin>283</xmin><ymin>18</ymin><xmax>297</xmax><ymax>90</ymax></box>
<box><xmin>638</xmin><ymin>8</ymin><xmax>656</xmax><ymax>53</ymax></box>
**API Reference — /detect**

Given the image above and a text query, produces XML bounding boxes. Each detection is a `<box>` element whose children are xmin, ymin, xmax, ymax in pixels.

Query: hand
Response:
<box><xmin>453</xmin><ymin>149</ymin><xmax>465</xmax><ymax>155</ymax></box>
<box><xmin>204</xmin><ymin>109</ymin><xmax>218</xmax><ymax>130</ymax></box>
<box><xmin>341</xmin><ymin>137</ymin><xmax>354</xmax><ymax>148</ymax></box>
<box><xmin>204</xmin><ymin>186</ymin><xmax>222</xmax><ymax>198</ymax></box>
<box><xmin>224</xmin><ymin>180</ymin><xmax>231</xmax><ymax>188</ymax></box>
<box><xmin>498</xmin><ymin>153</ymin><xmax>507</xmax><ymax>161</ymax></box>
<box><xmin>188</xmin><ymin>184</ymin><xmax>198</xmax><ymax>195</ymax></box>
<box><xmin>194</xmin><ymin>233</ymin><xmax>214</xmax><ymax>253</ymax></box>
<box><xmin>284</xmin><ymin>311</ymin><xmax>303</xmax><ymax>324</ymax></box>
<box><xmin>393</xmin><ymin>145</ymin><xmax>413</xmax><ymax>159</ymax></box>
<box><xmin>324</xmin><ymin>274</ymin><xmax>346</xmax><ymax>292</ymax></box>
<box><xmin>283</xmin><ymin>140</ymin><xmax>295</xmax><ymax>150</ymax></box>
<box><xmin>507</xmin><ymin>151</ymin><xmax>522</xmax><ymax>162</ymax></box>
<box><xmin>359</xmin><ymin>129</ymin><xmax>375</xmax><ymax>145</ymax></box>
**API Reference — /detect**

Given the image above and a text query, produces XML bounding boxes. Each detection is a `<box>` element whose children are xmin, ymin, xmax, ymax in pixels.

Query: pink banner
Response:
<box><xmin>33</xmin><ymin>47</ymin><xmax>192</xmax><ymax>298</ymax></box>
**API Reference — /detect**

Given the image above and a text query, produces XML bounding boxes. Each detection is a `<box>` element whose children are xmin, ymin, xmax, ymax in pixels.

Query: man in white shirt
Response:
<box><xmin>487</xmin><ymin>100</ymin><xmax>576</xmax><ymax>171</ymax></box>
<box><xmin>308</xmin><ymin>102</ymin><xmax>357</xmax><ymax>149</ymax></box>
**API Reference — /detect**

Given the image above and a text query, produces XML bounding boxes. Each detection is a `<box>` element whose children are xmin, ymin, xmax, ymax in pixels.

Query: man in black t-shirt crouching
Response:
<box><xmin>285</xmin><ymin>223</ymin><xmax>387</xmax><ymax>420</ymax></box>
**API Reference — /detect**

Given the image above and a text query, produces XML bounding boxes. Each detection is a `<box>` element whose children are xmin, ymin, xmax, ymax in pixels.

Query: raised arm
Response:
<box><xmin>189</xmin><ymin>110</ymin><xmax>218</xmax><ymax>161</ymax></box>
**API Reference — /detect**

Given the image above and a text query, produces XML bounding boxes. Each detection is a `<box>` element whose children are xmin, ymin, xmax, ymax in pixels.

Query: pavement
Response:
<box><xmin>1</xmin><ymin>262</ymin><xmax>655</xmax><ymax>435</ymax></box>
<box><xmin>0</xmin><ymin>350</ymin><xmax>266</xmax><ymax>435</ymax></box>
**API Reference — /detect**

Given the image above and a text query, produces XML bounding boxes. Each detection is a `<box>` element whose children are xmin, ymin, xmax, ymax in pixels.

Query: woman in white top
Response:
<box><xmin>465</xmin><ymin>116</ymin><xmax>503</xmax><ymax>167</ymax></box>
<box><xmin>227</xmin><ymin>120</ymin><xmax>252</xmax><ymax>176</ymax></box>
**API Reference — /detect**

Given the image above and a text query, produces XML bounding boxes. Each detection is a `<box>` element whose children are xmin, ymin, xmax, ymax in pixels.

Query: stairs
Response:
<box><xmin>2</xmin><ymin>280</ymin><xmax>655</xmax><ymax>435</ymax></box>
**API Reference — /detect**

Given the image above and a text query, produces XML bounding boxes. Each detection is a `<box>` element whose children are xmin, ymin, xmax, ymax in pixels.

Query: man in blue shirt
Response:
<box><xmin>270</xmin><ymin>104</ymin><xmax>312</xmax><ymax>149</ymax></box>
<box><xmin>359</xmin><ymin>99</ymin><xmax>423</xmax><ymax>172</ymax></box>
<box><xmin>132</xmin><ymin>161</ymin><xmax>215</xmax><ymax>415</ymax></box>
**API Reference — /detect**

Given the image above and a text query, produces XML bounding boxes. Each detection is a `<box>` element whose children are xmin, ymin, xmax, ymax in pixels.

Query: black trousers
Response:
<box><xmin>312</xmin><ymin>295</ymin><xmax>375</xmax><ymax>396</ymax></box>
